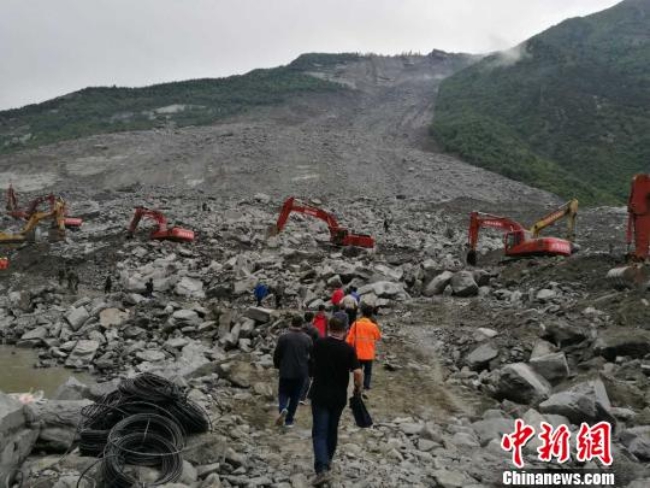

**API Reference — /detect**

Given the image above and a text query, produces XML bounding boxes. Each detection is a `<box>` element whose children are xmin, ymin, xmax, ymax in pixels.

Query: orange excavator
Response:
<box><xmin>269</xmin><ymin>197</ymin><xmax>375</xmax><ymax>248</ymax></box>
<box><xmin>467</xmin><ymin>200</ymin><xmax>578</xmax><ymax>265</ymax></box>
<box><xmin>6</xmin><ymin>185</ymin><xmax>83</xmax><ymax>229</ymax></box>
<box><xmin>607</xmin><ymin>174</ymin><xmax>650</xmax><ymax>287</ymax></box>
<box><xmin>127</xmin><ymin>206</ymin><xmax>195</xmax><ymax>242</ymax></box>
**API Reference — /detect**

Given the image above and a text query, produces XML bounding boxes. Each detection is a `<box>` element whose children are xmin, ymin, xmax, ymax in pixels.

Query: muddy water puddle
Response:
<box><xmin>0</xmin><ymin>345</ymin><xmax>93</xmax><ymax>397</ymax></box>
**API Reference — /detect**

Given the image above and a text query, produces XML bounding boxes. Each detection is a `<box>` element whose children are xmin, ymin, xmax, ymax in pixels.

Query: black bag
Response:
<box><xmin>349</xmin><ymin>393</ymin><xmax>373</xmax><ymax>428</ymax></box>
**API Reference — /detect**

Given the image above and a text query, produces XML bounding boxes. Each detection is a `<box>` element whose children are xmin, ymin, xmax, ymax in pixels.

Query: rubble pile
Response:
<box><xmin>0</xmin><ymin>190</ymin><xmax>649</xmax><ymax>487</ymax></box>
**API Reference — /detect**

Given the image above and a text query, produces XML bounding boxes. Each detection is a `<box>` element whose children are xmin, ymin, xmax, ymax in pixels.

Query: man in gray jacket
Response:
<box><xmin>273</xmin><ymin>315</ymin><xmax>313</xmax><ymax>428</ymax></box>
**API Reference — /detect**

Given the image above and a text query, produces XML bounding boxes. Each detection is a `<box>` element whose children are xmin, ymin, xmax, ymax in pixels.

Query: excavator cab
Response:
<box><xmin>505</xmin><ymin>230</ymin><xmax>525</xmax><ymax>251</ymax></box>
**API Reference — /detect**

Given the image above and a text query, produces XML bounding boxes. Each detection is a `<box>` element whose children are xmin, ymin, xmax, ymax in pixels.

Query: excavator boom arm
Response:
<box><xmin>128</xmin><ymin>206</ymin><xmax>169</xmax><ymax>234</ymax></box>
<box><xmin>275</xmin><ymin>197</ymin><xmax>340</xmax><ymax>235</ymax></box>
<box><xmin>530</xmin><ymin>199</ymin><xmax>579</xmax><ymax>240</ymax></box>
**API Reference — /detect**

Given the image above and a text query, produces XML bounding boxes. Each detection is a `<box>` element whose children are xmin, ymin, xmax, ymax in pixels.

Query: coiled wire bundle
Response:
<box><xmin>77</xmin><ymin>373</ymin><xmax>211</xmax><ymax>487</ymax></box>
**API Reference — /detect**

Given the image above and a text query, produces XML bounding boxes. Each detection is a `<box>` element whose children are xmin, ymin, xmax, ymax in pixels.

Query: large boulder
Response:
<box><xmin>28</xmin><ymin>399</ymin><xmax>92</xmax><ymax>452</ymax></box>
<box><xmin>358</xmin><ymin>282</ymin><xmax>409</xmax><ymax>300</ymax></box>
<box><xmin>541</xmin><ymin>321</ymin><xmax>587</xmax><ymax>347</ymax></box>
<box><xmin>423</xmin><ymin>271</ymin><xmax>453</xmax><ymax>297</ymax></box>
<box><xmin>470</xmin><ymin>418</ymin><xmax>515</xmax><ymax>446</ymax></box>
<box><xmin>175</xmin><ymin>277</ymin><xmax>206</xmax><ymax>299</ymax></box>
<box><xmin>620</xmin><ymin>426</ymin><xmax>650</xmax><ymax>461</ymax></box>
<box><xmin>0</xmin><ymin>391</ymin><xmax>38</xmax><ymax>485</ymax></box>
<box><xmin>245</xmin><ymin>307</ymin><xmax>274</xmax><ymax>323</ymax></box>
<box><xmin>450</xmin><ymin>271</ymin><xmax>479</xmax><ymax>297</ymax></box>
<box><xmin>495</xmin><ymin>363</ymin><xmax>551</xmax><ymax>405</ymax></box>
<box><xmin>99</xmin><ymin>308</ymin><xmax>130</xmax><ymax>329</ymax></box>
<box><xmin>594</xmin><ymin>329</ymin><xmax>650</xmax><ymax>361</ymax></box>
<box><xmin>539</xmin><ymin>381</ymin><xmax>613</xmax><ymax>425</ymax></box>
<box><xmin>65</xmin><ymin>340</ymin><xmax>100</xmax><ymax>368</ymax></box>
<box><xmin>65</xmin><ymin>307</ymin><xmax>90</xmax><ymax>331</ymax></box>
<box><xmin>529</xmin><ymin>352</ymin><xmax>570</xmax><ymax>383</ymax></box>
<box><xmin>466</xmin><ymin>343</ymin><xmax>499</xmax><ymax>371</ymax></box>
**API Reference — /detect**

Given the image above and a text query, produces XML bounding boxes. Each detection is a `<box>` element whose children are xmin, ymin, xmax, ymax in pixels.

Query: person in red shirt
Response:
<box><xmin>331</xmin><ymin>286</ymin><xmax>344</xmax><ymax>309</ymax></box>
<box><xmin>313</xmin><ymin>305</ymin><xmax>329</xmax><ymax>337</ymax></box>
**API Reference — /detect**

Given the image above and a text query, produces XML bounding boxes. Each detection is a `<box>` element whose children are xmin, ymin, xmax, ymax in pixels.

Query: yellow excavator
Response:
<box><xmin>529</xmin><ymin>199</ymin><xmax>579</xmax><ymax>241</ymax></box>
<box><xmin>0</xmin><ymin>197</ymin><xmax>67</xmax><ymax>244</ymax></box>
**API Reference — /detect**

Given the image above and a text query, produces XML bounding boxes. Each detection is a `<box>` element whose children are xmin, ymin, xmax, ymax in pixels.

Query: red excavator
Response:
<box><xmin>269</xmin><ymin>197</ymin><xmax>375</xmax><ymax>248</ymax></box>
<box><xmin>6</xmin><ymin>185</ymin><xmax>83</xmax><ymax>229</ymax></box>
<box><xmin>127</xmin><ymin>206</ymin><xmax>195</xmax><ymax>242</ymax></box>
<box><xmin>607</xmin><ymin>174</ymin><xmax>650</xmax><ymax>287</ymax></box>
<box><xmin>467</xmin><ymin>211</ymin><xmax>574</xmax><ymax>265</ymax></box>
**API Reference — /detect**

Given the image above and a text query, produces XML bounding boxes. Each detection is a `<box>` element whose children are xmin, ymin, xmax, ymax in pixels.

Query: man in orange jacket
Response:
<box><xmin>346</xmin><ymin>304</ymin><xmax>381</xmax><ymax>390</ymax></box>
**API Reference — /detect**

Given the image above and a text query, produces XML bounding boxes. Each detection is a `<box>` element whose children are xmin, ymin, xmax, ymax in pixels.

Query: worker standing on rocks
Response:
<box><xmin>254</xmin><ymin>282</ymin><xmax>268</xmax><ymax>307</ymax></box>
<box><xmin>67</xmin><ymin>271</ymin><xmax>79</xmax><ymax>292</ymax></box>
<box><xmin>273</xmin><ymin>315</ymin><xmax>312</xmax><ymax>428</ymax></box>
<box><xmin>104</xmin><ymin>275</ymin><xmax>112</xmax><ymax>294</ymax></box>
<box><xmin>274</xmin><ymin>281</ymin><xmax>285</xmax><ymax>309</ymax></box>
<box><xmin>310</xmin><ymin>316</ymin><xmax>362</xmax><ymax>486</ymax></box>
<box><xmin>144</xmin><ymin>278</ymin><xmax>154</xmax><ymax>298</ymax></box>
<box><xmin>347</xmin><ymin>304</ymin><xmax>381</xmax><ymax>391</ymax></box>
<box><xmin>58</xmin><ymin>268</ymin><xmax>66</xmax><ymax>286</ymax></box>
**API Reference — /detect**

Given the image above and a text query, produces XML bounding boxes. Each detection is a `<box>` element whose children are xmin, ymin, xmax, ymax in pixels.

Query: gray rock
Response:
<box><xmin>466</xmin><ymin>343</ymin><xmax>499</xmax><ymax>370</ymax></box>
<box><xmin>539</xmin><ymin>392</ymin><xmax>614</xmax><ymax>425</ymax></box>
<box><xmin>620</xmin><ymin>427</ymin><xmax>650</xmax><ymax>461</ymax></box>
<box><xmin>358</xmin><ymin>281</ymin><xmax>409</xmax><ymax>300</ymax></box>
<box><xmin>245</xmin><ymin>307</ymin><xmax>273</xmax><ymax>323</ymax></box>
<box><xmin>541</xmin><ymin>321</ymin><xmax>587</xmax><ymax>347</ymax></box>
<box><xmin>17</xmin><ymin>326</ymin><xmax>48</xmax><ymax>347</ymax></box>
<box><xmin>530</xmin><ymin>352</ymin><xmax>570</xmax><ymax>383</ymax></box>
<box><xmin>136</xmin><ymin>350</ymin><xmax>166</xmax><ymax>362</ymax></box>
<box><xmin>0</xmin><ymin>392</ymin><xmax>38</xmax><ymax>486</ymax></box>
<box><xmin>423</xmin><ymin>271</ymin><xmax>453</xmax><ymax>297</ymax></box>
<box><xmin>65</xmin><ymin>340</ymin><xmax>100</xmax><ymax>368</ymax></box>
<box><xmin>65</xmin><ymin>306</ymin><xmax>90</xmax><ymax>331</ymax></box>
<box><xmin>53</xmin><ymin>377</ymin><xmax>91</xmax><ymax>401</ymax></box>
<box><xmin>99</xmin><ymin>308</ymin><xmax>130</xmax><ymax>328</ymax></box>
<box><xmin>530</xmin><ymin>340</ymin><xmax>557</xmax><ymax>359</ymax></box>
<box><xmin>496</xmin><ymin>363</ymin><xmax>551</xmax><ymax>405</ymax></box>
<box><xmin>171</xmin><ymin>309</ymin><xmax>201</xmax><ymax>327</ymax></box>
<box><xmin>471</xmin><ymin>418</ymin><xmax>515</xmax><ymax>446</ymax></box>
<box><xmin>450</xmin><ymin>271</ymin><xmax>479</xmax><ymax>297</ymax></box>
<box><xmin>536</xmin><ymin>289</ymin><xmax>556</xmax><ymax>301</ymax></box>
<box><xmin>28</xmin><ymin>399</ymin><xmax>92</xmax><ymax>452</ymax></box>
<box><xmin>175</xmin><ymin>277</ymin><xmax>205</xmax><ymax>299</ymax></box>
<box><xmin>594</xmin><ymin>329</ymin><xmax>650</xmax><ymax>360</ymax></box>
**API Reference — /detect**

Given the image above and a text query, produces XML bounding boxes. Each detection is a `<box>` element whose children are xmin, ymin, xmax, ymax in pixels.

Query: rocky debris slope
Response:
<box><xmin>0</xmin><ymin>189</ymin><xmax>649</xmax><ymax>487</ymax></box>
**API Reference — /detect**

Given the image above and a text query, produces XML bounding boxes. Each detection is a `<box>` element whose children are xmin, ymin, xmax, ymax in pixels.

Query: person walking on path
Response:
<box><xmin>254</xmin><ymin>282</ymin><xmax>268</xmax><ymax>307</ymax></box>
<box><xmin>300</xmin><ymin>312</ymin><xmax>320</xmax><ymax>405</ymax></box>
<box><xmin>330</xmin><ymin>285</ymin><xmax>344</xmax><ymax>310</ymax></box>
<box><xmin>310</xmin><ymin>316</ymin><xmax>363</xmax><ymax>486</ymax></box>
<box><xmin>340</xmin><ymin>287</ymin><xmax>359</xmax><ymax>329</ymax></box>
<box><xmin>312</xmin><ymin>305</ymin><xmax>329</xmax><ymax>338</ymax></box>
<box><xmin>346</xmin><ymin>304</ymin><xmax>381</xmax><ymax>391</ymax></box>
<box><xmin>273</xmin><ymin>315</ymin><xmax>313</xmax><ymax>428</ymax></box>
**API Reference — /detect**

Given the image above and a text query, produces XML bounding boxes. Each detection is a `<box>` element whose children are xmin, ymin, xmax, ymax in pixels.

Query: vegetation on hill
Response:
<box><xmin>0</xmin><ymin>59</ymin><xmax>352</xmax><ymax>153</ymax></box>
<box><xmin>433</xmin><ymin>0</ymin><xmax>650</xmax><ymax>205</ymax></box>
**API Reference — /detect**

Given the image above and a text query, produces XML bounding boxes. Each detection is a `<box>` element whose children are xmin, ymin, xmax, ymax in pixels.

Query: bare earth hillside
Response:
<box><xmin>0</xmin><ymin>53</ymin><xmax>558</xmax><ymax>205</ymax></box>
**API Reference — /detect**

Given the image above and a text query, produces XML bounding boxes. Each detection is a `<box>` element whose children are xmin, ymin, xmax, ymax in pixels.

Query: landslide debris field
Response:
<box><xmin>0</xmin><ymin>53</ymin><xmax>555</xmax><ymax>204</ymax></box>
<box><xmin>1</xmin><ymin>189</ymin><xmax>649</xmax><ymax>488</ymax></box>
<box><xmin>0</xmin><ymin>51</ymin><xmax>648</xmax><ymax>488</ymax></box>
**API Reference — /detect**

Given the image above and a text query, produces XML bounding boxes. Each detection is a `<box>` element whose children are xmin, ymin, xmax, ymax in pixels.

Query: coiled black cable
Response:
<box><xmin>101</xmin><ymin>432</ymin><xmax>183</xmax><ymax>487</ymax></box>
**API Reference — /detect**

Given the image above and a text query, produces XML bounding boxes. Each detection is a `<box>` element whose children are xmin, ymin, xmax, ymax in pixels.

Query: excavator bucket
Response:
<box><xmin>466</xmin><ymin>250</ymin><xmax>478</xmax><ymax>266</ymax></box>
<box><xmin>267</xmin><ymin>224</ymin><xmax>280</xmax><ymax>237</ymax></box>
<box><xmin>607</xmin><ymin>264</ymin><xmax>650</xmax><ymax>289</ymax></box>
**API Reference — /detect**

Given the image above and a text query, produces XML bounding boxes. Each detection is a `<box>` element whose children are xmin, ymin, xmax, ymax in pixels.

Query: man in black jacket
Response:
<box><xmin>273</xmin><ymin>315</ymin><xmax>312</xmax><ymax>428</ymax></box>
<box><xmin>310</xmin><ymin>316</ymin><xmax>363</xmax><ymax>486</ymax></box>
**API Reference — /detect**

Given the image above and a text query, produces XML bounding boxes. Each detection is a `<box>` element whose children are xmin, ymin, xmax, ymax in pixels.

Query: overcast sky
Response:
<box><xmin>0</xmin><ymin>0</ymin><xmax>620</xmax><ymax>111</ymax></box>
